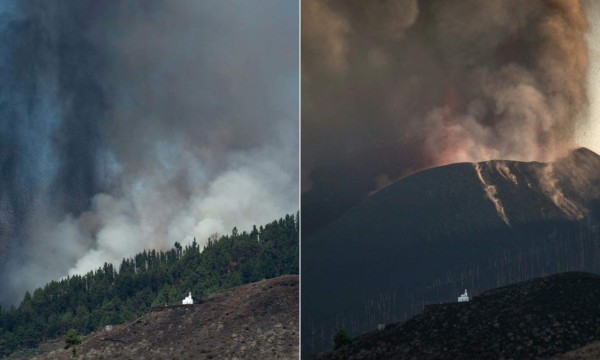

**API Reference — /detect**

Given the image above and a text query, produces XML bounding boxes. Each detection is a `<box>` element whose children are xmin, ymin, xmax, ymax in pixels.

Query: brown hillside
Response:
<box><xmin>32</xmin><ymin>275</ymin><xmax>298</xmax><ymax>360</ymax></box>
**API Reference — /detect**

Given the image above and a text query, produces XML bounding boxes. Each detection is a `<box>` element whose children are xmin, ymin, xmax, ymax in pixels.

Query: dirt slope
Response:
<box><xmin>553</xmin><ymin>341</ymin><xmax>600</xmax><ymax>359</ymax></box>
<box><xmin>33</xmin><ymin>275</ymin><xmax>298</xmax><ymax>360</ymax></box>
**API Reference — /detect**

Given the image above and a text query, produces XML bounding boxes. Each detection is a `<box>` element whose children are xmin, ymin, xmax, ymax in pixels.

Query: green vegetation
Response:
<box><xmin>0</xmin><ymin>214</ymin><xmax>298</xmax><ymax>357</ymax></box>
<box><xmin>333</xmin><ymin>329</ymin><xmax>352</xmax><ymax>350</ymax></box>
<box><xmin>64</xmin><ymin>329</ymin><xmax>80</xmax><ymax>349</ymax></box>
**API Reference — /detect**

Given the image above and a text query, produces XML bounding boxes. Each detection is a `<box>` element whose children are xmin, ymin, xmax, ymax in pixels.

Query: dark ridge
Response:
<box><xmin>315</xmin><ymin>272</ymin><xmax>600</xmax><ymax>360</ymax></box>
<box><xmin>567</xmin><ymin>147</ymin><xmax>600</xmax><ymax>161</ymax></box>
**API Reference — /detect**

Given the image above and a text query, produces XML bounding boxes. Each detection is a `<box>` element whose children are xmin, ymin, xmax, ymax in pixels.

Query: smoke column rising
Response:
<box><xmin>302</xmin><ymin>0</ymin><xmax>590</xmax><ymax>233</ymax></box>
<box><xmin>0</xmin><ymin>1</ymin><xmax>298</xmax><ymax>305</ymax></box>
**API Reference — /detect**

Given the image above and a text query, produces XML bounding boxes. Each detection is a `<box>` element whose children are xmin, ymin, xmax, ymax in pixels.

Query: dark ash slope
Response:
<box><xmin>303</xmin><ymin>148</ymin><xmax>600</xmax><ymax>356</ymax></box>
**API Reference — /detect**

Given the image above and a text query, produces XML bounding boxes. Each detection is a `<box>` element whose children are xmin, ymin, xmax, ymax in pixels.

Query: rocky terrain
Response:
<box><xmin>314</xmin><ymin>272</ymin><xmax>600</xmax><ymax>360</ymax></box>
<box><xmin>29</xmin><ymin>275</ymin><xmax>298</xmax><ymax>360</ymax></box>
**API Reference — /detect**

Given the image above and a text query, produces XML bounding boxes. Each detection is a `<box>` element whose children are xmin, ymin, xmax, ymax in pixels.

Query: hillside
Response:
<box><xmin>0</xmin><ymin>214</ymin><xmax>298</xmax><ymax>357</ymax></box>
<box><xmin>314</xmin><ymin>272</ymin><xmax>600</xmax><ymax>360</ymax></box>
<box><xmin>27</xmin><ymin>275</ymin><xmax>298</xmax><ymax>360</ymax></box>
<box><xmin>302</xmin><ymin>148</ymin><xmax>600</xmax><ymax>355</ymax></box>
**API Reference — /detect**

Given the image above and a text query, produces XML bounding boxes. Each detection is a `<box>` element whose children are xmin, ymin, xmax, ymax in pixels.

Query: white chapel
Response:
<box><xmin>182</xmin><ymin>292</ymin><xmax>194</xmax><ymax>305</ymax></box>
<box><xmin>457</xmin><ymin>289</ymin><xmax>469</xmax><ymax>302</ymax></box>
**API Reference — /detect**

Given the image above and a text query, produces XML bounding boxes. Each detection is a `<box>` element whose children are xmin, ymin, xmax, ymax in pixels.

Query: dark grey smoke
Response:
<box><xmin>0</xmin><ymin>1</ymin><xmax>298</xmax><ymax>305</ymax></box>
<box><xmin>302</xmin><ymin>0</ymin><xmax>589</xmax><ymax>234</ymax></box>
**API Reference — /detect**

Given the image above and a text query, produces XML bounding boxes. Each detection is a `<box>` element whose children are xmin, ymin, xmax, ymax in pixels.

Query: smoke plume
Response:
<box><xmin>302</xmin><ymin>0</ymin><xmax>590</xmax><ymax>234</ymax></box>
<box><xmin>0</xmin><ymin>1</ymin><xmax>298</xmax><ymax>305</ymax></box>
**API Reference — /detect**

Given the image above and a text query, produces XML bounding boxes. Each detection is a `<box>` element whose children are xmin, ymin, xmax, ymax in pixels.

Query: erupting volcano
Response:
<box><xmin>302</xmin><ymin>147</ymin><xmax>600</xmax><ymax>356</ymax></box>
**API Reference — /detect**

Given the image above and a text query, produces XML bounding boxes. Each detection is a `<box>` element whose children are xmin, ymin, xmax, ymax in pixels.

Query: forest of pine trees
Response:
<box><xmin>0</xmin><ymin>214</ymin><xmax>299</xmax><ymax>356</ymax></box>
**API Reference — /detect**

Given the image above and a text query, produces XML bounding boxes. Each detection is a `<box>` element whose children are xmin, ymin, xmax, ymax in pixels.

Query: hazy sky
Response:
<box><xmin>578</xmin><ymin>0</ymin><xmax>600</xmax><ymax>154</ymax></box>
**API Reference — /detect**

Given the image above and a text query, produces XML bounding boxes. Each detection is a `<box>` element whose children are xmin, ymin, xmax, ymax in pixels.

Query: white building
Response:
<box><xmin>458</xmin><ymin>289</ymin><xmax>469</xmax><ymax>302</ymax></box>
<box><xmin>182</xmin><ymin>292</ymin><xmax>194</xmax><ymax>305</ymax></box>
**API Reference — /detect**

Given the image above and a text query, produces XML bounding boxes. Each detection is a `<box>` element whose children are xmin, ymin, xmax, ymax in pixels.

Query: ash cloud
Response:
<box><xmin>302</xmin><ymin>0</ymin><xmax>589</xmax><ymax>234</ymax></box>
<box><xmin>0</xmin><ymin>1</ymin><xmax>298</xmax><ymax>305</ymax></box>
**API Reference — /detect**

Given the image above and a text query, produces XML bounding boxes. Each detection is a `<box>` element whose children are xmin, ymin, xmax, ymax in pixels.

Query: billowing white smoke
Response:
<box><xmin>66</xmin><ymin>148</ymin><xmax>294</xmax><ymax>276</ymax></box>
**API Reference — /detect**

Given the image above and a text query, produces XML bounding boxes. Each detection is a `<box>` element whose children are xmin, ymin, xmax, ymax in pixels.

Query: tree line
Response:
<box><xmin>0</xmin><ymin>213</ymin><xmax>299</xmax><ymax>356</ymax></box>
